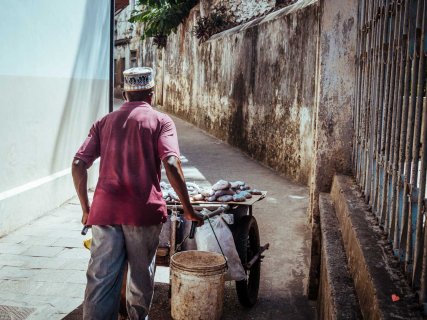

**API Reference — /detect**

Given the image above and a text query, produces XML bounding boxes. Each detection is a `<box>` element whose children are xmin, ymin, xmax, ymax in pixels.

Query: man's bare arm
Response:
<box><xmin>72</xmin><ymin>159</ymin><xmax>90</xmax><ymax>225</ymax></box>
<box><xmin>162</xmin><ymin>156</ymin><xmax>203</xmax><ymax>225</ymax></box>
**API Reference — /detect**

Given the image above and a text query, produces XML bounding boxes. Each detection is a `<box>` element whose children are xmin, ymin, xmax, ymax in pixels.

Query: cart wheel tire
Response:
<box><xmin>234</xmin><ymin>215</ymin><xmax>261</xmax><ymax>308</ymax></box>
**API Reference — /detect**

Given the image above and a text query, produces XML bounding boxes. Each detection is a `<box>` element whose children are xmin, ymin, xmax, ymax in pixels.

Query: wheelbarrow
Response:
<box><xmin>159</xmin><ymin>191</ymin><xmax>269</xmax><ymax>308</ymax></box>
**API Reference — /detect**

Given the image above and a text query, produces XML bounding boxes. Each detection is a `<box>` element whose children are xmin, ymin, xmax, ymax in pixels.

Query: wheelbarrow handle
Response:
<box><xmin>189</xmin><ymin>221</ymin><xmax>197</xmax><ymax>239</ymax></box>
<box><xmin>81</xmin><ymin>225</ymin><xmax>90</xmax><ymax>236</ymax></box>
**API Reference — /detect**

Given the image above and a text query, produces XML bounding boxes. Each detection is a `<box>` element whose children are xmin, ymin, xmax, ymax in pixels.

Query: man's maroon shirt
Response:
<box><xmin>74</xmin><ymin>101</ymin><xmax>180</xmax><ymax>226</ymax></box>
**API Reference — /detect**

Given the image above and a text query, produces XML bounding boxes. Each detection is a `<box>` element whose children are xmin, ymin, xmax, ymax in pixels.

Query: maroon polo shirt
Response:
<box><xmin>74</xmin><ymin>101</ymin><xmax>180</xmax><ymax>226</ymax></box>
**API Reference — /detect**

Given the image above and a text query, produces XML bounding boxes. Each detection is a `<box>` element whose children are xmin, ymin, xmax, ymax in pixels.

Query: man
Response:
<box><xmin>72</xmin><ymin>67</ymin><xmax>203</xmax><ymax>320</ymax></box>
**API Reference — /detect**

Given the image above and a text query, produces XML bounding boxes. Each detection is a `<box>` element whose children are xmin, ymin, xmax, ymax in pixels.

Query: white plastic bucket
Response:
<box><xmin>170</xmin><ymin>250</ymin><xmax>227</xmax><ymax>320</ymax></box>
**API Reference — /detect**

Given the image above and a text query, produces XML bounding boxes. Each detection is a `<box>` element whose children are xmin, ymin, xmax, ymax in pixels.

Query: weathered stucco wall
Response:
<box><xmin>142</xmin><ymin>0</ymin><xmax>319</xmax><ymax>185</ymax></box>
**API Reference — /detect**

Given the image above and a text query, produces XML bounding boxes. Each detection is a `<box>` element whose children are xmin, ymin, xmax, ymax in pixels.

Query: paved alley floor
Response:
<box><xmin>0</xmin><ymin>111</ymin><xmax>315</xmax><ymax>319</ymax></box>
<box><xmin>0</xmin><ymin>197</ymin><xmax>92</xmax><ymax>319</ymax></box>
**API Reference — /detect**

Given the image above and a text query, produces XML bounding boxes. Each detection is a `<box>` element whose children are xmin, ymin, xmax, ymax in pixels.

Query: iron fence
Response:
<box><xmin>353</xmin><ymin>0</ymin><xmax>427</xmax><ymax>303</ymax></box>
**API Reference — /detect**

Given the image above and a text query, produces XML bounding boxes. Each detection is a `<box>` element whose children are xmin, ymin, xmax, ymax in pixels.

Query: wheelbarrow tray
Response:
<box><xmin>166</xmin><ymin>191</ymin><xmax>267</xmax><ymax>207</ymax></box>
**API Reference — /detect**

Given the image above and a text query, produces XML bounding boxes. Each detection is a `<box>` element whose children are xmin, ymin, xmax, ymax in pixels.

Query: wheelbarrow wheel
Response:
<box><xmin>234</xmin><ymin>215</ymin><xmax>261</xmax><ymax>307</ymax></box>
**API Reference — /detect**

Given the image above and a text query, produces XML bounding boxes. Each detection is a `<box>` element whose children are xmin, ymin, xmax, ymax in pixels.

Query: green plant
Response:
<box><xmin>129</xmin><ymin>0</ymin><xmax>198</xmax><ymax>48</ymax></box>
<box><xmin>192</xmin><ymin>5</ymin><xmax>234</xmax><ymax>43</ymax></box>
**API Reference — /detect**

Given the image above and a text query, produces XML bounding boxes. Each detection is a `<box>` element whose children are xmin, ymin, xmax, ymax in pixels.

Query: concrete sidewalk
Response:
<box><xmin>0</xmin><ymin>110</ymin><xmax>315</xmax><ymax>319</ymax></box>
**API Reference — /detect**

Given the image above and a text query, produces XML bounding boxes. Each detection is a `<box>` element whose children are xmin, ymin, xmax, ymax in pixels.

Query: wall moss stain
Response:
<box><xmin>229</xmin><ymin>72</ymin><xmax>248</xmax><ymax>148</ymax></box>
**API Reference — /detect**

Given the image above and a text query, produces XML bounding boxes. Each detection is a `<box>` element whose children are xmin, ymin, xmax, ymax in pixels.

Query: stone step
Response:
<box><xmin>330</xmin><ymin>175</ymin><xmax>420</xmax><ymax>319</ymax></box>
<box><xmin>318</xmin><ymin>192</ymin><xmax>362</xmax><ymax>320</ymax></box>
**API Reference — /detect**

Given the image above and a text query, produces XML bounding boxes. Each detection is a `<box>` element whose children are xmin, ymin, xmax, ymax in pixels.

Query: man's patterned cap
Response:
<box><xmin>123</xmin><ymin>67</ymin><xmax>154</xmax><ymax>91</ymax></box>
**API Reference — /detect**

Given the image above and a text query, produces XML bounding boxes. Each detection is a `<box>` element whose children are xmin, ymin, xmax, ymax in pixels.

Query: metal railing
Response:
<box><xmin>353</xmin><ymin>0</ymin><xmax>427</xmax><ymax>302</ymax></box>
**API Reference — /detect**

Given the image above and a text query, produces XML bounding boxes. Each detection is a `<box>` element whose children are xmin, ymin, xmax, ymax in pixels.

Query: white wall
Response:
<box><xmin>0</xmin><ymin>0</ymin><xmax>110</xmax><ymax>236</ymax></box>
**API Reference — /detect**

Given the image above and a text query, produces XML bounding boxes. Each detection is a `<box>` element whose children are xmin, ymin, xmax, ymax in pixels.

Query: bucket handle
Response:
<box><xmin>175</xmin><ymin>207</ymin><xmax>229</xmax><ymax>270</ymax></box>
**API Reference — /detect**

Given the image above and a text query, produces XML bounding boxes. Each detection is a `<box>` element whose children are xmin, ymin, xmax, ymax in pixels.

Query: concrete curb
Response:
<box><xmin>318</xmin><ymin>192</ymin><xmax>362</xmax><ymax>320</ymax></box>
<box><xmin>331</xmin><ymin>175</ymin><xmax>419</xmax><ymax>319</ymax></box>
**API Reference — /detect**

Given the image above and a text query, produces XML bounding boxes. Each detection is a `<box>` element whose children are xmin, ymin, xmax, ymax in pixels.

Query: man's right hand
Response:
<box><xmin>163</xmin><ymin>155</ymin><xmax>204</xmax><ymax>227</ymax></box>
<box><xmin>72</xmin><ymin>159</ymin><xmax>91</xmax><ymax>226</ymax></box>
<box><xmin>184</xmin><ymin>207</ymin><xmax>204</xmax><ymax>227</ymax></box>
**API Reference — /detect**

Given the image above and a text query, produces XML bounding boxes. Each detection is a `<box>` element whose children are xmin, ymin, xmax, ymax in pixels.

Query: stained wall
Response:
<box><xmin>147</xmin><ymin>0</ymin><xmax>319</xmax><ymax>184</ymax></box>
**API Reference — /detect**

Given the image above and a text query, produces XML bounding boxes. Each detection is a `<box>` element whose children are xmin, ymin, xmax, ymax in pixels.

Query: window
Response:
<box><xmin>120</xmin><ymin>57</ymin><xmax>125</xmax><ymax>87</ymax></box>
<box><xmin>114</xmin><ymin>19</ymin><xmax>118</xmax><ymax>39</ymax></box>
<box><xmin>130</xmin><ymin>50</ymin><xmax>137</xmax><ymax>68</ymax></box>
<box><xmin>114</xmin><ymin>59</ymin><xmax>118</xmax><ymax>87</ymax></box>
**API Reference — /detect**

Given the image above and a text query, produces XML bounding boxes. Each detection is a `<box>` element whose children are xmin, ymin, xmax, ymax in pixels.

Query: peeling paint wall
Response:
<box><xmin>307</xmin><ymin>0</ymin><xmax>356</xmax><ymax>221</ymax></box>
<box><xmin>143</xmin><ymin>0</ymin><xmax>319</xmax><ymax>185</ymax></box>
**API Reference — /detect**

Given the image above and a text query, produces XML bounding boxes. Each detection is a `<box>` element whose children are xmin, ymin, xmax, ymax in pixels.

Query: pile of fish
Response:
<box><xmin>160</xmin><ymin>180</ymin><xmax>262</xmax><ymax>203</ymax></box>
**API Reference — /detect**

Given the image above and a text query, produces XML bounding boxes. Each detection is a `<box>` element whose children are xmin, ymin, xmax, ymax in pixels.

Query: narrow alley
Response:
<box><xmin>3</xmin><ymin>0</ymin><xmax>425</xmax><ymax>318</ymax></box>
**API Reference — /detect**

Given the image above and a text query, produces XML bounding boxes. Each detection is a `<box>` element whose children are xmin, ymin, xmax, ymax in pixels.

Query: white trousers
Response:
<box><xmin>83</xmin><ymin>224</ymin><xmax>162</xmax><ymax>320</ymax></box>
